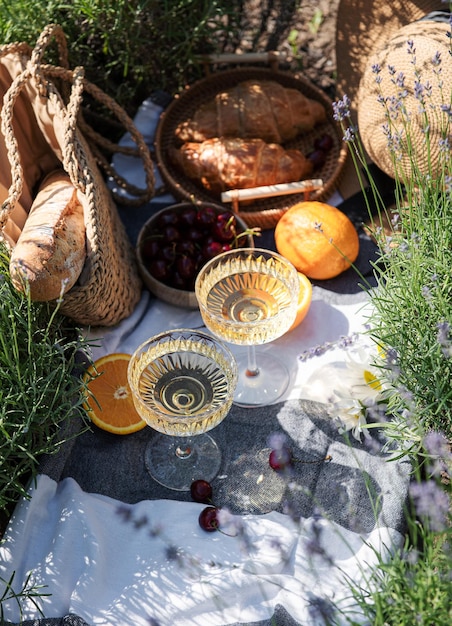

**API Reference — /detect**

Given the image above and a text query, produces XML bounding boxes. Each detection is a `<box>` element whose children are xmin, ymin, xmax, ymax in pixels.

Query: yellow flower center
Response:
<box><xmin>363</xmin><ymin>369</ymin><xmax>382</xmax><ymax>390</ymax></box>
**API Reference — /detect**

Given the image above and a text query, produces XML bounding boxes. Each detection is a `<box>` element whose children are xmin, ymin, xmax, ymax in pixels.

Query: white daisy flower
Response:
<box><xmin>328</xmin><ymin>388</ymin><xmax>372</xmax><ymax>442</ymax></box>
<box><xmin>343</xmin><ymin>343</ymin><xmax>387</xmax><ymax>399</ymax></box>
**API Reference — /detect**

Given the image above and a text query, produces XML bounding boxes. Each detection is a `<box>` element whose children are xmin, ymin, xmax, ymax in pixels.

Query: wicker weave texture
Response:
<box><xmin>155</xmin><ymin>67</ymin><xmax>348</xmax><ymax>228</ymax></box>
<box><xmin>0</xmin><ymin>25</ymin><xmax>155</xmax><ymax>327</ymax></box>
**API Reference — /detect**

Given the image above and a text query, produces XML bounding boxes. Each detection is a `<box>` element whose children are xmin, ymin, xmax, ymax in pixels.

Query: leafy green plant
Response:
<box><xmin>0</xmin><ymin>571</ymin><xmax>49</xmax><ymax>623</ymax></box>
<box><xmin>329</xmin><ymin>11</ymin><xmax>452</xmax><ymax>625</ymax></box>
<box><xmin>0</xmin><ymin>0</ymin><xmax>242</xmax><ymax>114</ymax></box>
<box><xmin>0</xmin><ymin>244</ymin><xmax>89</xmax><ymax>523</ymax></box>
<box><xmin>308</xmin><ymin>8</ymin><xmax>324</xmax><ymax>35</ymax></box>
<box><xmin>332</xmin><ymin>52</ymin><xmax>452</xmax><ymax>443</ymax></box>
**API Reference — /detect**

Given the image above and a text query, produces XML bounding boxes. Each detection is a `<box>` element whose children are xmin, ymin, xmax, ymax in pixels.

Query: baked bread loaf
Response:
<box><xmin>9</xmin><ymin>170</ymin><xmax>86</xmax><ymax>301</ymax></box>
<box><xmin>171</xmin><ymin>137</ymin><xmax>314</xmax><ymax>194</ymax></box>
<box><xmin>175</xmin><ymin>80</ymin><xmax>326</xmax><ymax>144</ymax></box>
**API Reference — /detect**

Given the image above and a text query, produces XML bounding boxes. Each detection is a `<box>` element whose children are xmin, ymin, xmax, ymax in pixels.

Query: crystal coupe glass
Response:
<box><xmin>127</xmin><ymin>329</ymin><xmax>238</xmax><ymax>491</ymax></box>
<box><xmin>195</xmin><ymin>248</ymin><xmax>299</xmax><ymax>407</ymax></box>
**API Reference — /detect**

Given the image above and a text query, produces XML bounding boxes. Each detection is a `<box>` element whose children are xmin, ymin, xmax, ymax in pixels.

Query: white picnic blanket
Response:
<box><xmin>0</xmin><ymin>472</ymin><xmax>400</xmax><ymax>626</ymax></box>
<box><xmin>0</xmin><ymin>97</ymin><xmax>409</xmax><ymax>626</ymax></box>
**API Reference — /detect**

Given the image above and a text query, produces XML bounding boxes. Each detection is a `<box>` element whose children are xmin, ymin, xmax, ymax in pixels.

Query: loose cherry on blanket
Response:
<box><xmin>190</xmin><ymin>479</ymin><xmax>213</xmax><ymax>504</ymax></box>
<box><xmin>269</xmin><ymin>447</ymin><xmax>332</xmax><ymax>471</ymax></box>
<box><xmin>269</xmin><ymin>446</ymin><xmax>293</xmax><ymax>471</ymax></box>
<box><xmin>198</xmin><ymin>506</ymin><xmax>220</xmax><ymax>532</ymax></box>
<box><xmin>191</xmin><ymin>480</ymin><xmax>226</xmax><ymax>534</ymax></box>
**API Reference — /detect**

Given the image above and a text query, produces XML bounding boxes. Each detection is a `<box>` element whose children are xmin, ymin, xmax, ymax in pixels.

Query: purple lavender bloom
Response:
<box><xmin>421</xmin><ymin>285</ymin><xmax>433</xmax><ymax>303</ymax></box>
<box><xmin>307</xmin><ymin>592</ymin><xmax>337</xmax><ymax>623</ymax></box>
<box><xmin>409</xmin><ymin>480</ymin><xmax>450</xmax><ymax>531</ymax></box>
<box><xmin>343</xmin><ymin>127</ymin><xmax>356</xmax><ymax>142</ymax></box>
<box><xmin>439</xmin><ymin>137</ymin><xmax>450</xmax><ymax>152</ymax></box>
<box><xmin>396</xmin><ymin>72</ymin><xmax>406</xmax><ymax>88</ymax></box>
<box><xmin>268</xmin><ymin>432</ymin><xmax>288</xmax><ymax>452</ymax></box>
<box><xmin>414</xmin><ymin>80</ymin><xmax>424</xmax><ymax>100</ymax></box>
<box><xmin>332</xmin><ymin>94</ymin><xmax>351</xmax><ymax>121</ymax></box>
<box><xmin>432</xmin><ymin>51</ymin><xmax>442</xmax><ymax>66</ymax></box>
<box><xmin>304</xmin><ymin>514</ymin><xmax>334</xmax><ymax>566</ymax></box>
<box><xmin>436</xmin><ymin>320</ymin><xmax>452</xmax><ymax>357</ymax></box>
<box><xmin>440</xmin><ymin>104</ymin><xmax>452</xmax><ymax>118</ymax></box>
<box><xmin>423</xmin><ymin>431</ymin><xmax>452</xmax><ymax>477</ymax></box>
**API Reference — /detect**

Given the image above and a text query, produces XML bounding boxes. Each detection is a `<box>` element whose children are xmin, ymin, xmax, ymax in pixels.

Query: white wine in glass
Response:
<box><xmin>195</xmin><ymin>248</ymin><xmax>299</xmax><ymax>407</ymax></box>
<box><xmin>128</xmin><ymin>329</ymin><xmax>238</xmax><ymax>490</ymax></box>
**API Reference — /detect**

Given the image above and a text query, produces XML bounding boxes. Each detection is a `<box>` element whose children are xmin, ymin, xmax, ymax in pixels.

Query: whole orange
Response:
<box><xmin>274</xmin><ymin>201</ymin><xmax>359</xmax><ymax>280</ymax></box>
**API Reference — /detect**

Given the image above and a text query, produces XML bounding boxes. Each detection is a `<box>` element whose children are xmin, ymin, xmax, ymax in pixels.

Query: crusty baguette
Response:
<box><xmin>9</xmin><ymin>170</ymin><xmax>86</xmax><ymax>301</ymax></box>
<box><xmin>171</xmin><ymin>137</ymin><xmax>314</xmax><ymax>194</ymax></box>
<box><xmin>175</xmin><ymin>80</ymin><xmax>327</xmax><ymax>144</ymax></box>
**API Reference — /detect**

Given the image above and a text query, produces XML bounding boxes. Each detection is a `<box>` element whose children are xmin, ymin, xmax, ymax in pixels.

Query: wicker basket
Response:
<box><xmin>136</xmin><ymin>203</ymin><xmax>254</xmax><ymax>309</ymax></box>
<box><xmin>155</xmin><ymin>63</ymin><xmax>348</xmax><ymax>229</ymax></box>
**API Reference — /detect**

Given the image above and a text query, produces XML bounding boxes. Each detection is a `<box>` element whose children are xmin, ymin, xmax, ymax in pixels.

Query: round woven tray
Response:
<box><xmin>155</xmin><ymin>67</ymin><xmax>348</xmax><ymax>229</ymax></box>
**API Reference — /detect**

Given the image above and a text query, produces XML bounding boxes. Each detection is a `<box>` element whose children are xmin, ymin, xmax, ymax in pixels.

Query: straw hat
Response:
<box><xmin>336</xmin><ymin>0</ymin><xmax>450</xmax><ymax>179</ymax></box>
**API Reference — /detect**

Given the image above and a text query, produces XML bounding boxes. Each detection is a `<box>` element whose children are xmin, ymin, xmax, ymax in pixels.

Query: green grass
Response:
<box><xmin>0</xmin><ymin>0</ymin><xmax>242</xmax><ymax>114</ymax></box>
<box><xmin>0</xmin><ymin>245</ymin><xmax>89</xmax><ymax>518</ymax></box>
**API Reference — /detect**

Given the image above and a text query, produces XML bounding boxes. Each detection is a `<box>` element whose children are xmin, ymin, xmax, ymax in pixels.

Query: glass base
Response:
<box><xmin>233</xmin><ymin>349</ymin><xmax>290</xmax><ymax>408</ymax></box>
<box><xmin>145</xmin><ymin>433</ymin><xmax>222</xmax><ymax>491</ymax></box>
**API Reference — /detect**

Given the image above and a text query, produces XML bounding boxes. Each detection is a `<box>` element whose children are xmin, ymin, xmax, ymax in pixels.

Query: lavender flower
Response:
<box><xmin>436</xmin><ymin>320</ymin><xmax>452</xmax><ymax>357</ymax></box>
<box><xmin>423</xmin><ymin>431</ymin><xmax>452</xmax><ymax>477</ymax></box>
<box><xmin>409</xmin><ymin>480</ymin><xmax>450</xmax><ymax>531</ymax></box>
<box><xmin>343</xmin><ymin>126</ymin><xmax>356</xmax><ymax>142</ymax></box>
<box><xmin>268</xmin><ymin>432</ymin><xmax>288</xmax><ymax>452</ymax></box>
<box><xmin>332</xmin><ymin>94</ymin><xmax>351</xmax><ymax>121</ymax></box>
<box><xmin>306</xmin><ymin>592</ymin><xmax>337</xmax><ymax>624</ymax></box>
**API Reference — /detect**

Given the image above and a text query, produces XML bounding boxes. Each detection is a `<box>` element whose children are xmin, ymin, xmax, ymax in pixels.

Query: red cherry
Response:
<box><xmin>197</xmin><ymin>207</ymin><xmax>217</xmax><ymax>226</ymax></box>
<box><xmin>169</xmin><ymin>270</ymin><xmax>189</xmax><ymax>289</ymax></box>
<box><xmin>307</xmin><ymin>149</ymin><xmax>326</xmax><ymax>170</ymax></box>
<box><xmin>269</xmin><ymin>447</ymin><xmax>293</xmax><ymax>471</ymax></box>
<box><xmin>190</xmin><ymin>479</ymin><xmax>213</xmax><ymax>503</ymax></box>
<box><xmin>179</xmin><ymin>207</ymin><xmax>198</xmax><ymax>227</ymax></box>
<box><xmin>177</xmin><ymin>240</ymin><xmax>197</xmax><ymax>257</ymax></box>
<box><xmin>176</xmin><ymin>255</ymin><xmax>197</xmax><ymax>279</ymax></box>
<box><xmin>198</xmin><ymin>506</ymin><xmax>220</xmax><ymax>532</ymax></box>
<box><xmin>186</xmin><ymin>227</ymin><xmax>204</xmax><ymax>242</ymax></box>
<box><xmin>163</xmin><ymin>225</ymin><xmax>181</xmax><ymax>242</ymax></box>
<box><xmin>161</xmin><ymin>244</ymin><xmax>176</xmax><ymax>263</ymax></box>
<box><xmin>212</xmin><ymin>217</ymin><xmax>236</xmax><ymax>242</ymax></box>
<box><xmin>148</xmin><ymin>259</ymin><xmax>169</xmax><ymax>281</ymax></box>
<box><xmin>314</xmin><ymin>133</ymin><xmax>334</xmax><ymax>152</ymax></box>
<box><xmin>157</xmin><ymin>211</ymin><xmax>180</xmax><ymax>227</ymax></box>
<box><xmin>141</xmin><ymin>238</ymin><xmax>160</xmax><ymax>259</ymax></box>
<box><xmin>202</xmin><ymin>240</ymin><xmax>223</xmax><ymax>260</ymax></box>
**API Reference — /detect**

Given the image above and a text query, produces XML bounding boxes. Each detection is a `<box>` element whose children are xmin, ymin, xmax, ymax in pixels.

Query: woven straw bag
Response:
<box><xmin>0</xmin><ymin>24</ymin><xmax>155</xmax><ymax>326</ymax></box>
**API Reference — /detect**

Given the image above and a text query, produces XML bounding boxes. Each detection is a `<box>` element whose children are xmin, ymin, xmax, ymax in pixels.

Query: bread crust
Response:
<box><xmin>171</xmin><ymin>137</ymin><xmax>314</xmax><ymax>194</ymax></box>
<box><xmin>175</xmin><ymin>80</ymin><xmax>326</xmax><ymax>144</ymax></box>
<box><xmin>9</xmin><ymin>170</ymin><xmax>86</xmax><ymax>301</ymax></box>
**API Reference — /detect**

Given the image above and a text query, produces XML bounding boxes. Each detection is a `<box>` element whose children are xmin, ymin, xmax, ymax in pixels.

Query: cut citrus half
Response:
<box><xmin>288</xmin><ymin>272</ymin><xmax>312</xmax><ymax>332</ymax></box>
<box><xmin>82</xmin><ymin>353</ymin><xmax>146</xmax><ymax>435</ymax></box>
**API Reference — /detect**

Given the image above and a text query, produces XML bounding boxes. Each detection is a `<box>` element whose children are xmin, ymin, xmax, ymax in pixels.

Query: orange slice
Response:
<box><xmin>288</xmin><ymin>272</ymin><xmax>312</xmax><ymax>332</ymax></box>
<box><xmin>82</xmin><ymin>353</ymin><xmax>146</xmax><ymax>435</ymax></box>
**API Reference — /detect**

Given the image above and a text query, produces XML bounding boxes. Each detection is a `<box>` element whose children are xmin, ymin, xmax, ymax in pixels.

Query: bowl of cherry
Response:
<box><xmin>137</xmin><ymin>202</ymin><xmax>255</xmax><ymax>308</ymax></box>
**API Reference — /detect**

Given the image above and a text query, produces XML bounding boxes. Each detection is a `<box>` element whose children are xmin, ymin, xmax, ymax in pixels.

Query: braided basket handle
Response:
<box><xmin>1</xmin><ymin>23</ymin><xmax>155</xmax><ymax>222</ymax></box>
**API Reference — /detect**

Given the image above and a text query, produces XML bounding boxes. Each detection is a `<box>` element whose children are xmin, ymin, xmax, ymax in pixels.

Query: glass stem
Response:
<box><xmin>175</xmin><ymin>439</ymin><xmax>193</xmax><ymax>459</ymax></box>
<box><xmin>246</xmin><ymin>345</ymin><xmax>260</xmax><ymax>378</ymax></box>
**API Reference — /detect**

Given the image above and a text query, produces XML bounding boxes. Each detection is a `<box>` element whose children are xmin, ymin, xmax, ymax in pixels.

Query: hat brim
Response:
<box><xmin>335</xmin><ymin>0</ymin><xmax>445</xmax><ymax>115</ymax></box>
